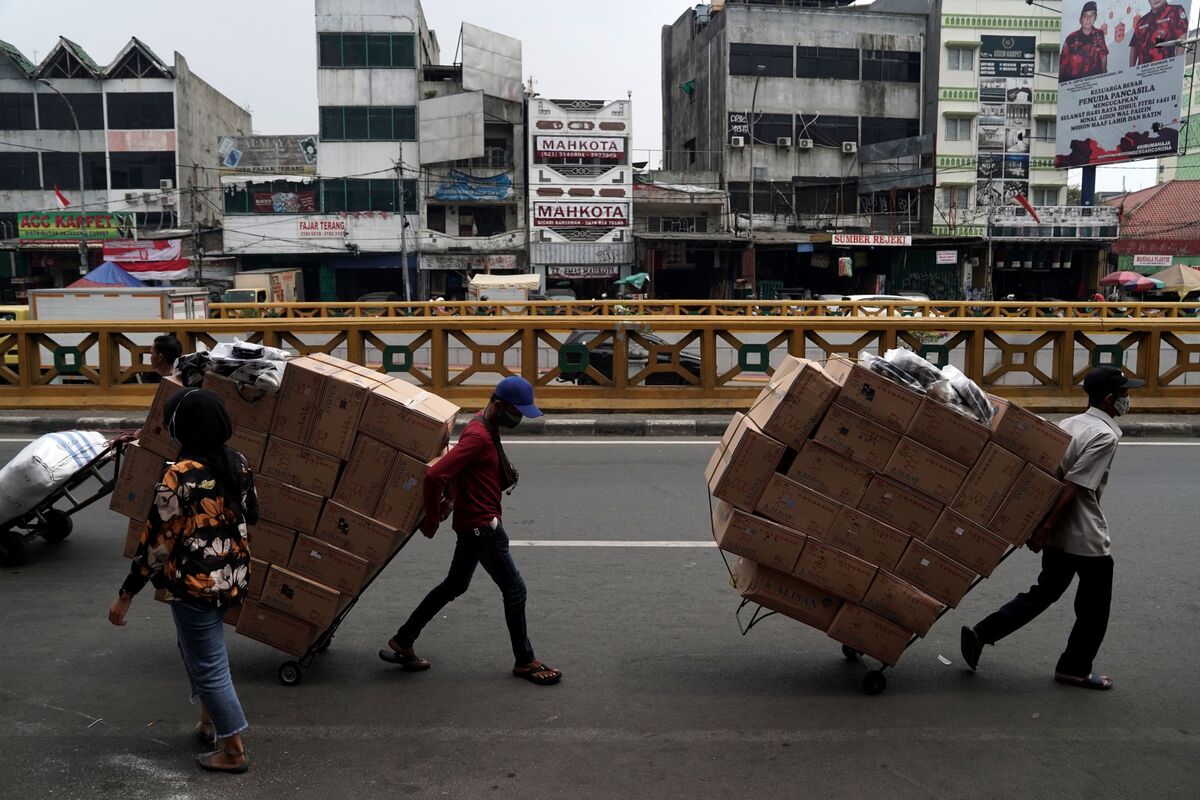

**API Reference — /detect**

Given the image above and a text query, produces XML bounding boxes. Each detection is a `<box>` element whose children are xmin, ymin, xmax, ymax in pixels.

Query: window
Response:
<box><xmin>685</xmin><ymin>138</ymin><xmax>697</xmax><ymax>165</ymax></box>
<box><xmin>728</xmin><ymin>181</ymin><xmax>795</xmax><ymax>216</ymax></box>
<box><xmin>110</xmin><ymin>152</ymin><xmax>175</xmax><ymax>189</ymax></box>
<box><xmin>223</xmin><ymin>180</ymin><xmax>319</xmax><ymax>214</ymax></box>
<box><xmin>862</xmin><ymin>50</ymin><xmax>921</xmax><ymax>83</ymax></box>
<box><xmin>729</xmin><ymin>43</ymin><xmax>793</xmax><ymax>77</ymax></box>
<box><xmin>1035</xmin><ymin>118</ymin><xmax>1056</xmax><ymax>142</ymax></box>
<box><xmin>798</xmin><ymin>114</ymin><xmax>858</xmax><ymax>146</ymax></box>
<box><xmin>454</xmin><ymin>137</ymin><xmax>513</xmax><ymax>169</ymax></box>
<box><xmin>1038</xmin><ymin>49</ymin><xmax>1059</xmax><ymax>75</ymax></box>
<box><xmin>794</xmin><ymin>178</ymin><xmax>857</xmax><ymax>215</ymax></box>
<box><xmin>319</xmin><ymin>106</ymin><xmax>416</xmax><ymax>141</ymax></box>
<box><xmin>37</xmin><ymin>93</ymin><xmax>104</xmax><ymax>130</ymax></box>
<box><xmin>945</xmin><ymin>117</ymin><xmax>972</xmax><ymax>141</ymax></box>
<box><xmin>1033</xmin><ymin>187</ymin><xmax>1060</xmax><ymax>206</ymax></box>
<box><xmin>41</xmin><ymin>152</ymin><xmax>107</xmax><ymax>190</ymax></box>
<box><xmin>751</xmin><ymin>112</ymin><xmax>792</xmax><ymax>144</ymax></box>
<box><xmin>318</xmin><ymin>32</ymin><xmax>416</xmax><ymax>68</ymax></box>
<box><xmin>0</xmin><ymin>93</ymin><xmax>36</xmax><ymax>130</ymax></box>
<box><xmin>106</xmin><ymin>93</ymin><xmax>175</xmax><ymax>129</ymax></box>
<box><xmin>943</xmin><ymin>186</ymin><xmax>970</xmax><ymax>209</ymax></box>
<box><xmin>947</xmin><ymin>47</ymin><xmax>974</xmax><ymax>71</ymax></box>
<box><xmin>861</xmin><ymin>117</ymin><xmax>919</xmax><ymax>145</ymax></box>
<box><xmin>796</xmin><ymin>46</ymin><xmax>859</xmax><ymax>80</ymax></box>
<box><xmin>321</xmin><ymin>178</ymin><xmax>417</xmax><ymax>213</ymax></box>
<box><xmin>0</xmin><ymin>153</ymin><xmax>40</xmax><ymax>189</ymax></box>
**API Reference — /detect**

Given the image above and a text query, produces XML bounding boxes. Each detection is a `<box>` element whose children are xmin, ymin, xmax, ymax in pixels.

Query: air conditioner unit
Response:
<box><xmin>775</xmin><ymin>136</ymin><xmax>792</xmax><ymax>148</ymax></box>
<box><xmin>731</xmin><ymin>136</ymin><xmax>746</xmax><ymax>148</ymax></box>
<box><xmin>159</xmin><ymin>179</ymin><xmax>174</xmax><ymax>191</ymax></box>
<box><xmin>842</xmin><ymin>142</ymin><xmax>858</xmax><ymax>154</ymax></box>
<box><xmin>142</xmin><ymin>191</ymin><xmax>157</xmax><ymax>203</ymax></box>
<box><xmin>797</xmin><ymin>138</ymin><xmax>814</xmax><ymax>150</ymax></box>
<box><xmin>123</xmin><ymin>192</ymin><xmax>141</xmax><ymax>204</ymax></box>
<box><xmin>162</xmin><ymin>193</ymin><xmax>177</xmax><ymax>206</ymax></box>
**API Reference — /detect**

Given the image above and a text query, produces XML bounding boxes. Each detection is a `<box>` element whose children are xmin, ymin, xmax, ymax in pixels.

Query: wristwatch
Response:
<box><xmin>117</xmin><ymin>588</ymin><xmax>133</xmax><ymax>601</ymax></box>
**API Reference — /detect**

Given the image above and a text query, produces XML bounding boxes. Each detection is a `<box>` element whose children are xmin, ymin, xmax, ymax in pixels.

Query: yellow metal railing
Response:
<box><xmin>2</xmin><ymin>316</ymin><xmax>1199</xmax><ymax>412</ymax></box>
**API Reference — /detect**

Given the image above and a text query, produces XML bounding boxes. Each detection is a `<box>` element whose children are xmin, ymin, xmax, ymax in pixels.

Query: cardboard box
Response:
<box><xmin>812</xmin><ymin>404</ymin><xmax>901</xmax><ymax>470</ymax></box>
<box><xmin>824</xmin><ymin>506</ymin><xmax>911</xmax><ymax>570</ymax></box>
<box><xmin>357</xmin><ymin>380</ymin><xmax>459</xmax><ymax>462</ymax></box>
<box><xmin>924</xmin><ymin>510</ymin><xmax>1009</xmax><ymax>576</ymax></box>
<box><xmin>894</xmin><ymin>540</ymin><xmax>977</xmax><ymax>608</ymax></box>
<box><xmin>246</xmin><ymin>557</ymin><xmax>269</xmax><ymax>599</ymax></box>
<box><xmin>706</xmin><ymin>413</ymin><xmax>787</xmax><ymax>512</ymax></box>
<box><xmin>313</xmin><ymin>501</ymin><xmax>401</xmax><ymax>566</ymax></box>
<box><xmin>861</xmin><ymin>571</ymin><xmax>944</xmax><ymax>637</ymax></box>
<box><xmin>228</xmin><ymin>426</ymin><xmax>267</xmax><ymax>473</ymax></box>
<box><xmin>823</xmin><ymin>356</ymin><xmax>924</xmax><ymax>429</ymax></box>
<box><xmin>989</xmin><ymin>463</ymin><xmax>1063</xmax><ymax>545</ymax></box>
<box><xmin>333</xmin><ymin>435</ymin><xmax>399</xmax><ymax>517</ymax></box>
<box><xmin>260</xmin><ymin>565</ymin><xmax>342</xmax><ymax>628</ymax></box>
<box><xmin>990</xmin><ymin>398</ymin><xmax>1072</xmax><ymax>474</ymax></box>
<box><xmin>109</xmin><ymin>443</ymin><xmax>165</xmax><ymax>520</ymax></box>
<box><xmin>755</xmin><ymin>473</ymin><xmax>842</xmax><ymax>538</ymax></box>
<box><xmin>235</xmin><ymin>598</ymin><xmax>317</xmax><ymax>658</ymax></box>
<box><xmin>785</xmin><ymin>441</ymin><xmax>873</xmax><ymax>506</ymax></box>
<box><xmin>261</xmin><ymin>438</ymin><xmax>342</xmax><ymax>495</ymax></box>
<box><xmin>744</xmin><ymin>356</ymin><xmax>839</xmax><ymax>450</ymax></box>
<box><xmin>791</xmin><ymin>539</ymin><xmax>878</xmax><ymax>602</ymax></box>
<box><xmin>827</xmin><ymin>603</ymin><xmax>912</xmax><ymax>667</ymax></box>
<box><xmin>254</xmin><ymin>476</ymin><xmax>325</xmax><ymax>533</ymax></box>
<box><xmin>307</xmin><ymin>352</ymin><xmax>351</xmax><ymax>369</ymax></box>
<box><xmin>906</xmin><ymin>396</ymin><xmax>991</xmax><ymax>466</ymax></box>
<box><xmin>884</xmin><ymin>437</ymin><xmax>970</xmax><ymax>505</ymax></box>
<box><xmin>247</xmin><ymin>520</ymin><xmax>297</xmax><ymax>564</ymax></box>
<box><xmin>202</xmin><ymin>372</ymin><xmax>278</xmax><ymax>432</ymax></box>
<box><xmin>122</xmin><ymin>518</ymin><xmax>143</xmax><ymax>559</ymax></box>
<box><xmin>373</xmin><ymin>451</ymin><xmax>434</xmax><ymax>534</ymax></box>
<box><xmin>223</xmin><ymin>605</ymin><xmax>241</xmax><ymax>626</ymax></box>
<box><xmin>307</xmin><ymin>370</ymin><xmax>378</xmax><ymax>459</ymax></box>
<box><xmin>711</xmin><ymin>499</ymin><xmax>807</xmax><ymax>573</ymax></box>
<box><xmin>732</xmin><ymin>558</ymin><xmax>843</xmax><ymax>632</ymax></box>
<box><xmin>271</xmin><ymin>357</ymin><xmax>345</xmax><ymax>444</ymax></box>
<box><xmin>138</xmin><ymin>375</ymin><xmax>184</xmax><ymax>458</ymax></box>
<box><xmin>857</xmin><ymin>474</ymin><xmax>942</xmax><ymax>538</ymax></box>
<box><xmin>950</xmin><ymin>443</ymin><xmax>1024</xmax><ymax>525</ymax></box>
<box><xmin>288</xmin><ymin>535</ymin><xmax>371</xmax><ymax>596</ymax></box>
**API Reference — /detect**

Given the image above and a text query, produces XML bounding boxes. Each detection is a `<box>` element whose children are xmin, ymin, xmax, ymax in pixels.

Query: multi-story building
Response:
<box><xmin>527</xmin><ymin>97</ymin><xmax>634</xmax><ymax>298</ymax></box>
<box><xmin>0</xmin><ymin>36</ymin><xmax>249</xmax><ymax>298</ymax></box>
<box><xmin>1156</xmin><ymin>28</ymin><xmax>1199</xmax><ymax>184</ymax></box>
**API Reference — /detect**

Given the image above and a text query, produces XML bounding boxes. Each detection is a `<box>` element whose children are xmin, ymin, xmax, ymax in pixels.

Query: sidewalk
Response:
<box><xmin>1</xmin><ymin>409</ymin><xmax>1198</xmax><ymax>438</ymax></box>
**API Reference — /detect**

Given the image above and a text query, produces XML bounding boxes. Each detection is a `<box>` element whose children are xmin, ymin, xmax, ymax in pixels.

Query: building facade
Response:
<box><xmin>1156</xmin><ymin>28</ymin><xmax>1199</xmax><ymax>184</ymax></box>
<box><xmin>527</xmin><ymin>97</ymin><xmax>634</xmax><ymax>298</ymax></box>
<box><xmin>0</xmin><ymin>37</ymin><xmax>249</xmax><ymax>300</ymax></box>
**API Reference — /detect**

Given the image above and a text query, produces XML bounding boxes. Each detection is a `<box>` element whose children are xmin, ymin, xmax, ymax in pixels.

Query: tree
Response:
<box><xmin>1067</xmin><ymin>186</ymin><xmax>1081</xmax><ymax>205</ymax></box>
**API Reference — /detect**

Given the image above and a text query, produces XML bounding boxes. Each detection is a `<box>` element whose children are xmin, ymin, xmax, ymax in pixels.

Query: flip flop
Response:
<box><xmin>378</xmin><ymin>648</ymin><xmax>431</xmax><ymax>671</ymax></box>
<box><xmin>960</xmin><ymin>626</ymin><xmax>983</xmax><ymax>672</ymax></box>
<box><xmin>513</xmin><ymin>660</ymin><xmax>562</xmax><ymax>686</ymax></box>
<box><xmin>1054</xmin><ymin>672</ymin><xmax>1113</xmax><ymax>690</ymax></box>
<box><xmin>196</xmin><ymin>750</ymin><xmax>250</xmax><ymax>774</ymax></box>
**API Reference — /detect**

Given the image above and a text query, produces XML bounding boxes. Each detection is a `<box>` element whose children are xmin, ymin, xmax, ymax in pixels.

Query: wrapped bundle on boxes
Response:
<box><xmin>708</xmin><ymin>352</ymin><xmax>1068</xmax><ymax>694</ymax></box>
<box><xmin>112</xmin><ymin>352</ymin><xmax>459</xmax><ymax>685</ymax></box>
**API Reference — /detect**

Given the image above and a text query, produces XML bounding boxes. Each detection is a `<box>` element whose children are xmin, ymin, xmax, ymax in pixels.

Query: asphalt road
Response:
<box><xmin>0</xmin><ymin>437</ymin><xmax>1197</xmax><ymax>799</ymax></box>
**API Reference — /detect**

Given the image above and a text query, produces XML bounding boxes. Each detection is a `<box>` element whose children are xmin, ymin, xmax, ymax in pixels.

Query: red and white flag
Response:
<box><xmin>53</xmin><ymin>186</ymin><xmax>70</xmax><ymax>209</ymax></box>
<box><xmin>1013</xmin><ymin>193</ymin><xmax>1041</xmax><ymax>224</ymax></box>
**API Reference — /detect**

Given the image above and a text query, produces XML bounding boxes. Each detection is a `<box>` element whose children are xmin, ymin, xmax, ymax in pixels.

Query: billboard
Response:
<box><xmin>1055</xmin><ymin>0</ymin><xmax>1192</xmax><ymax>167</ymax></box>
<box><xmin>218</xmin><ymin>135</ymin><xmax>318</xmax><ymax>174</ymax></box>
<box><xmin>18</xmin><ymin>212</ymin><xmax>133</xmax><ymax>240</ymax></box>
<box><xmin>976</xmin><ymin>36</ymin><xmax>1035</xmax><ymax>209</ymax></box>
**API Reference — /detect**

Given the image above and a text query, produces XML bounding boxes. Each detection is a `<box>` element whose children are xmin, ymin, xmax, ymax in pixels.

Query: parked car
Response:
<box><xmin>556</xmin><ymin>330</ymin><xmax>702</xmax><ymax>385</ymax></box>
<box><xmin>357</xmin><ymin>291</ymin><xmax>404</xmax><ymax>303</ymax></box>
<box><xmin>816</xmin><ymin>293</ymin><xmax>930</xmax><ymax>315</ymax></box>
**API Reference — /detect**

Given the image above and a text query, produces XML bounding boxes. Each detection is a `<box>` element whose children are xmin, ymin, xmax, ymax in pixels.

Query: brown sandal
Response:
<box><xmin>513</xmin><ymin>660</ymin><xmax>562</xmax><ymax>686</ymax></box>
<box><xmin>378</xmin><ymin>646</ymin><xmax>431</xmax><ymax>671</ymax></box>
<box><xmin>196</xmin><ymin>748</ymin><xmax>250</xmax><ymax>774</ymax></box>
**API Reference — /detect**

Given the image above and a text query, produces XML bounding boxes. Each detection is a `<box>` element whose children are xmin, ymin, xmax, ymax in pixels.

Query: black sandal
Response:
<box><xmin>513</xmin><ymin>660</ymin><xmax>562</xmax><ymax>686</ymax></box>
<box><xmin>1054</xmin><ymin>672</ymin><xmax>1114</xmax><ymax>690</ymax></box>
<box><xmin>196</xmin><ymin>749</ymin><xmax>250</xmax><ymax>774</ymax></box>
<box><xmin>378</xmin><ymin>648</ymin><xmax>431</xmax><ymax>671</ymax></box>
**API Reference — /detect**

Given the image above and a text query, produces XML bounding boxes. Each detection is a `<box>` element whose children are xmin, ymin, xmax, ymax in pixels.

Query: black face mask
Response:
<box><xmin>497</xmin><ymin>406</ymin><xmax>523</xmax><ymax>429</ymax></box>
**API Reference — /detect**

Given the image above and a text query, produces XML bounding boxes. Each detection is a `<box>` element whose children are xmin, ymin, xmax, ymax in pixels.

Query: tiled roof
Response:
<box><xmin>0</xmin><ymin>39</ymin><xmax>34</xmax><ymax>74</ymax></box>
<box><xmin>1115</xmin><ymin>180</ymin><xmax>1200</xmax><ymax>241</ymax></box>
<box><xmin>57</xmin><ymin>37</ymin><xmax>103</xmax><ymax>74</ymax></box>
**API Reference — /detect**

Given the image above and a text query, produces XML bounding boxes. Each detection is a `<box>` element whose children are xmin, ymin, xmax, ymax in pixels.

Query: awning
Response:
<box><xmin>468</xmin><ymin>273</ymin><xmax>540</xmax><ymax>290</ymax></box>
<box><xmin>220</xmin><ymin>174</ymin><xmax>316</xmax><ymax>186</ymax></box>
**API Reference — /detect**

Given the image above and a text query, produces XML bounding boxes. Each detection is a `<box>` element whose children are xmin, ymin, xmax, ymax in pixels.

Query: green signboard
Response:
<box><xmin>18</xmin><ymin>212</ymin><xmax>133</xmax><ymax>241</ymax></box>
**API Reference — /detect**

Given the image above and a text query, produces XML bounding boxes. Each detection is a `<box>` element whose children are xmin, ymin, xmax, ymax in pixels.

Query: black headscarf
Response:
<box><xmin>163</xmin><ymin>388</ymin><xmax>246</xmax><ymax>519</ymax></box>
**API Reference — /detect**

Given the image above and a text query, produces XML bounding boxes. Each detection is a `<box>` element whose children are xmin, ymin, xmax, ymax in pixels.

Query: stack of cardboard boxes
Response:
<box><xmin>708</xmin><ymin>356</ymin><xmax>1069</xmax><ymax>666</ymax></box>
<box><xmin>112</xmin><ymin>355</ymin><xmax>460</xmax><ymax>658</ymax></box>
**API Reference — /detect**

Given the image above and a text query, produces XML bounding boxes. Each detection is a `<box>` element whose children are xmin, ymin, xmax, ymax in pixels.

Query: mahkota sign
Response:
<box><xmin>533</xmin><ymin>202</ymin><xmax>629</xmax><ymax>228</ymax></box>
<box><xmin>535</xmin><ymin>136</ymin><xmax>625</xmax><ymax>160</ymax></box>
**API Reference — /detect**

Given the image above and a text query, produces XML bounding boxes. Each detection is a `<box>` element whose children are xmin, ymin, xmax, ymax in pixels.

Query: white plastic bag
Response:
<box><xmin>941</xmin><ymin>365</ymin><xmax>995</xmax><ymax>423</ymax></box>
<box><xmin>0</xmin><ymin>431</ymin><xmax>106</xmax><ymax>522</ymax></box>
<box><xmin>209</xmin><ymin>338</ymin><xmax>289</xmax><ymax>363</ymax></box>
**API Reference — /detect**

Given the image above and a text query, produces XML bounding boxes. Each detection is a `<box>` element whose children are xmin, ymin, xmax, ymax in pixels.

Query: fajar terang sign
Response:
<box><xmin>533</xmin><ymin>202</ymin><xmax>629</xmax><ymax>228</ymax></box>
<box><xmin>535</xmin><ymin>136</ymin><xmax>625</xmax><ymax>160</ymax></box>
<box><xmin>831</xmin><ymin>234</ymin><xmax>912</xmax><ymax>246</ymax></box>
<box><xmin>298</xmin><ymin>219</ymin><xmax>347</xmax><ymax>239</ymax></box>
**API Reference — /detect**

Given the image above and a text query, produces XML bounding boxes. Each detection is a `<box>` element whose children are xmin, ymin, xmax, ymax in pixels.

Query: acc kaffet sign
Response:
<box><xmin>831</xmin><ymin>234</ymin><xmax>912</xmax><ymax>246</ymax></box>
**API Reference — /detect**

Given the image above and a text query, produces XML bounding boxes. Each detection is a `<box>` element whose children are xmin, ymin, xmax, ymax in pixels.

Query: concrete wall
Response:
<box><xmin>661</xmin><ymin>8</ymin><xmax>729</xmax><ymax>175</ymax></box>
<box><xmin>224</xmin><ymin>212</ymin><xmax>402</xmax><ymax>254</ymax></box>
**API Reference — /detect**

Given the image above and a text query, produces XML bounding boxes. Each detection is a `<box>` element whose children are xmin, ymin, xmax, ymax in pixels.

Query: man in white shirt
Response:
<box><xmin>961</xmin><ymin>366</ymin><xmax>1142</xmax><ymax>690</ymax></box>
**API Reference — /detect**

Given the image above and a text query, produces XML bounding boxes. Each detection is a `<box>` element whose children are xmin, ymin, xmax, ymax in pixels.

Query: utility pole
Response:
<box><xmin>396</xmin><ymin>159</ymin><xmax>412</xmax><ymax>302</ymax></box>
<box><xmin>192</xmin><ymin>164</ymin><xmax>203</xmax><ymax>288</ymax></box>
<box><xmin>747</xmin><ymin>64</ymin><xmax>765</xmax><ymax>297</ymax></box>
<box><xmin>38</xmin><ymin>79</ymin><xmax>87</xmax><ymax>274</ymax></box>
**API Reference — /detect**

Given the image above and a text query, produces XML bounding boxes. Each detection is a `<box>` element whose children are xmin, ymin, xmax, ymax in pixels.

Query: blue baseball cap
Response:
<box><xmin>494</xmin><ymin>376</ymin><xmax>543</xmax><ymax>418</ymax></box>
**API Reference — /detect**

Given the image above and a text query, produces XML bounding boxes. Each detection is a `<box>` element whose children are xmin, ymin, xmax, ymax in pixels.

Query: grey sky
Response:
<box><xmin>1</xmin><ymin>0</ymin><xmax>1191</xmax><ymax>192</ymax></box>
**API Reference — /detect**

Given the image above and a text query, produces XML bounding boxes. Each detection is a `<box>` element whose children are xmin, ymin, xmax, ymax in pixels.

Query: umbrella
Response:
<box><xmin>613</xmin><ymin>272</ymin><xmax>650</xmax><ymax>290</ymax></box>
<box><xmin>1099</xmin><ymin>270</ymin><xmax>1143</xmax><ymax>286</ymax></box>
<box><xmin>1144</xmin><ymin>264</ymin><xmax>1200</xmax><ymax>296</ymax></box>
<box><xmin>1130</xmin><ymin>276</ymin><xmax>1165</xmax><ymax>292</ymax></box>
<box><xmin>67</xmin><ymin>261</ymin><xmax>147</xmax><ymax>288</ymax></box>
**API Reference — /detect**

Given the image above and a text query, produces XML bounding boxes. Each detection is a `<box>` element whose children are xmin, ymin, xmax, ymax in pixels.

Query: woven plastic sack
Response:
<box><xmin>0</xmin><ymin>431</ymin><xmax>106</xmax><ymax>522</ymax></box>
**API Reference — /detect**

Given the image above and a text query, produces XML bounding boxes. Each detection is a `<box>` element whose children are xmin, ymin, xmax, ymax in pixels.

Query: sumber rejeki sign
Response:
<box><xmin>535</xmin><ymin>136</ymin><xmax>625</xmax><ymax>160</ymax></box>
<box><xmin>831</xmin><ymin>234</ymin><xmax>912</xmax><ymax>246</ymax></box>
<box><xmin>18</xmin><ymin>212</ymin><xmax>133</xmax><ymax>241</ymax></box>
<box><xmin>533</xmin><ymin>202</ymin><xmax>629</xmax><ymax>228</ymax></box>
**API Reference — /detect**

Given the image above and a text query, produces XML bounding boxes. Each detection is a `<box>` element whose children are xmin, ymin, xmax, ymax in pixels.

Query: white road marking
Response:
<box><xmin>510</xmin><ymin>540</ymin><xmax>714</xmax><ymax>547</ymax></box>
<box><xmin>1118</xmin><ymin>441</ymin><xmax>1200</xmax><ymax>446</ymax></box>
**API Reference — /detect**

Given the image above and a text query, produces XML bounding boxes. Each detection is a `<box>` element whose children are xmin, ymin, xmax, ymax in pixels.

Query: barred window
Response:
<box><xmin>320</xmin><ymin>106</ymin><xmax>416</xmax><ymax>141</ymax></box>
<box><xmin>318</xmin><ymin>32</ymin><xmax>416</xmax><ymax>68</ymax></box>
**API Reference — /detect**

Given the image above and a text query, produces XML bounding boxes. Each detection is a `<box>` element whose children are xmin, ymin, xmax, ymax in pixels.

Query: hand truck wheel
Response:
<box><xmin>862</xmin><ymin>670</ymin><xmax>888</xmax><ymax>696</ymax></box>
<box><xmin>0</xmin><ymin>529</ymin><xmax>28</xmax><ymax>567</ymax></box>
<box><xmin>841</xmin><ymin>644</ymin><xmax>861</xmax><ymax>662</ymax></box>
<box><xmin>38</xmin><ymin>510</ymin><xmax>73</xmax><ymax>544</ymax></box>
<box><xmin>278</xmin><ymin>661</ymin><xmax>303</xmax><ymax>686</ymax></box>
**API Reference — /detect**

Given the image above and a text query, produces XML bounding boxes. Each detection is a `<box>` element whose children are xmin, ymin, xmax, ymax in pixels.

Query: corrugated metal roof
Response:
<box><xmin>57</xmin><ymin>37</ymin><xmax>103</xmax><ymax>74</ymax></box>
<box><xmin>0</xmin><ymin>39</ymin><xmax>35</xmax><ymax>74</ymax></box>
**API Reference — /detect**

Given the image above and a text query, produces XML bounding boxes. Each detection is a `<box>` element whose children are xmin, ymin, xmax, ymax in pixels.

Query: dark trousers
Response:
<box><xmin>395</xmin><ymin>522</ymin><xmax>534</xmax><ymax>664</ymax></box>
<box><xmin>974</xmin><ymin>546</ymin><xmax>1113</xmax><ymax>678</ymax></box>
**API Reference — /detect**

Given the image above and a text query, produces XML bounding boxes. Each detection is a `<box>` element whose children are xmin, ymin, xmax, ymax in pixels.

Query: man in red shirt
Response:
<box><xmin>379</xmin><ymin>376</ymin><xmax>562</xmax><ymax>686</ymax></box>
<box><xmin>1060</xmin><ymin>2</ymin><xmax>1109</xmax><ymax>81</ymax></box>
<box><xmin>1129</xmin><ymin>0</ymin><xmax>1189</xmax><ymax>66</ymax></box>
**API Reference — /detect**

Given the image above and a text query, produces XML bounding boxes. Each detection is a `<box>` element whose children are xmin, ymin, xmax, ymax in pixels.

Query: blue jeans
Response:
<box><xmin>395</xmin><ymin>522</ymin><xmax>534</xmax><ymax>664</ymax></box>
<box><xmin>171</xmin><ymin>600</ymin><xmax>248</xmax><ymax>739</ymax></box>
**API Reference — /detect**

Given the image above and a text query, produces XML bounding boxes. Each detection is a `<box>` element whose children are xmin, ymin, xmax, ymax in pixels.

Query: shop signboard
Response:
<box><xmin>937</xmin><ymin>250</ymin><xmax>959</xmax><ymax>265</ymax></box>
<box><xmin>831</xmin><ymin>234</ymin><xmax>912</xmax><ymax>246</ymax></box>
<box><xmin>218</xmin><ymin>135</ymin><xmax>318</xmax><ymax>175</ymax></box>
<box><xmin>297</xmin><ymin>219</ymin><xmax>347</xmax><ymax>239</ymax></box>
<box><xmin>1133</xmin><ymin>254</ymin><xmax>1173</xmax><ymax>267</ymax></box>
<box><xmin>535</xmin><ymin>136</ymin><xmax>625</xmax><ymax>160</ymax></box>
<box><xmin>976</xmin><ymin>36</ymin><xmax>1035</xmax><ymax>209</ymax></box>
<box><xmin>545</xmin><ymin>265</ymin><xmax>620</xmax><ymax>280</ymax></box>
<box><xmin>18</xmin><ymin>212</ymin><xmax>132</xmax><ymax>241</ymax></box>
<box><xmin>533</xmin><ymin>202</ymin><xmax>629</xmax><ymax>228</ymax></box>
